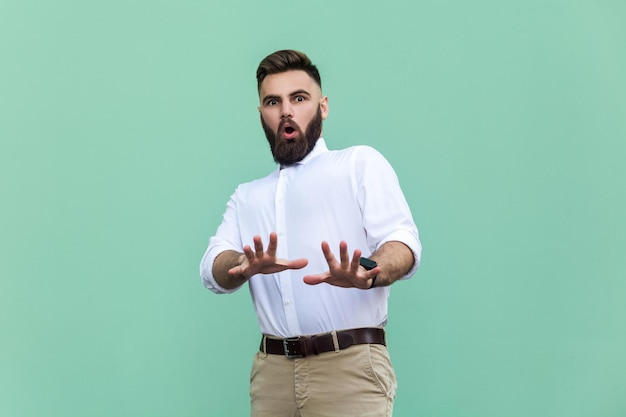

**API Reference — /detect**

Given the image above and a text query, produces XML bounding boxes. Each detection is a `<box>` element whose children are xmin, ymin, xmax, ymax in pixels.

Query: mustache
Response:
<box><xmin>277</xmin><ymin>118</ymin><xmax>302</xmax><ymax>135</ymax></box>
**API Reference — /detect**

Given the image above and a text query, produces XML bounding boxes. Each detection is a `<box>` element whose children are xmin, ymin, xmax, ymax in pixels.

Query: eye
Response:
<box><xmin>267</xmin><ymin>99</ymin><xmax>278</xmax><ymax>106</ymax></box>
<box><xmin>294</xmin><ymin>95</ymin><xmax>305</xmax><ymax>102</ymax></box>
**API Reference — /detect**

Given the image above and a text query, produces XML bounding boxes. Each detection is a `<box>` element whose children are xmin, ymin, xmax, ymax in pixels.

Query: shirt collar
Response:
<box><xmin>280</xmin><ymin>138</ymin><xmax>328</xmax><ymax>169</ymax></box>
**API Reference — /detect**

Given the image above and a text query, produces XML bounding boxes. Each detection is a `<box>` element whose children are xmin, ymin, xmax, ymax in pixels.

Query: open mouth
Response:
<box><xmin>281</xmin><ymin>124</ymin><xmax>298</xmax><ymax>140</ymax></box>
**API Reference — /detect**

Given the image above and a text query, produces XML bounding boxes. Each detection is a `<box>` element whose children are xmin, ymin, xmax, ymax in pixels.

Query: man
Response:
<box><xmin>201</xmin><ymin>50</ymin><xmax>422</xmax><ymax>417</ymax></box>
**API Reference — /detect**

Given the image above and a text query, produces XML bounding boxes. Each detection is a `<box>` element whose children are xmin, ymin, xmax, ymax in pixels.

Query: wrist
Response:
<box><xmin>360</xmin><ymin>257</ymin><xmax>378</xmax><ymax>289</ymax></box>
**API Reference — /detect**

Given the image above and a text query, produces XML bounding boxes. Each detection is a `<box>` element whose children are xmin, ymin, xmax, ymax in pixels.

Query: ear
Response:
<box><xmin>320</xmin><ymin>96</ymin><xmax>329</xmax><ymax>120</ymax></box>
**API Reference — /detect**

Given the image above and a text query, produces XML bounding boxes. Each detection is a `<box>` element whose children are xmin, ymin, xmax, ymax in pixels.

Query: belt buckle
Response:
<box><xmin>283</xmin><ymin>337</ymin><xmax>305</xmax><ymax>359</ymax></box>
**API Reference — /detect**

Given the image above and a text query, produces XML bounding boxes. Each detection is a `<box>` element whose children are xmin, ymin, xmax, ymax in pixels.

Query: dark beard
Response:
<box><xmin>261</xmin><ymin>106</ymin><xmax>323</xmax><ymax>166</ymax></box>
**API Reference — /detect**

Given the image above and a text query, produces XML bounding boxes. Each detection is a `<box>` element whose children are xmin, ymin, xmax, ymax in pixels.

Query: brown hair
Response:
<box><xmin>256</xmin><ymin>50</ymin><xmax>322</xmax><ymax>93</ymax></box>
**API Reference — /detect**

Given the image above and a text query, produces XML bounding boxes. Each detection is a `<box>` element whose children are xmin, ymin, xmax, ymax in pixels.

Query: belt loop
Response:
<box><xmin>262</xmin><ymin>336</ymin><xmax>268</xmax><ymax>358</ymax></box>
<box><xmin>331</xmin><ymin>330</ymin><xmax>340</xmax><ymax>352</ymax></box>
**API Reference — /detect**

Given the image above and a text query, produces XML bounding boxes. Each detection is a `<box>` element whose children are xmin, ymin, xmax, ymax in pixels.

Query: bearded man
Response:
<box><xmin>201</xmin><ymin>50</ymin><xmax>422</xmax><ymax>417</ymax></box>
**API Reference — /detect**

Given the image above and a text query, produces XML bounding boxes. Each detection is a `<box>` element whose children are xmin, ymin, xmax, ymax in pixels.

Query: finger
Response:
<box><xmin>274</xmin><ymin>258</ymin><xmax>290</xmax><ymax>266</ymax></box>
<box><xmin>369</xmin><ymin>266</ymin><xmax>381</xmax><ymax>278</ymax></box>
<box><xmin>243</xmin><ymin>245</ymin><xmax>254</xmax><ymax>262</ymax></box>
<box><xmin>339</xmin><ymin>241</ymin><xmax>349</xmax><ymax>267</ymax></box>
<box><xmin>253</xmin><ymin>235</ymin><xmax>264</xmax><ymax>257</ymax></box>
<box><xmin>267</xmin><ymin>232</ymin><xmax>278</xmax><ymax>258</ymax></box>
<box><xmin>350</xmin><ymin>249</ymin><xmax>362</xmax><ymax>273</ymax></box>
<box><xmin>275</xmin><ymin>258</ymin><xmax>308</xmax><ymax>270</ymax></box>
<box><xmin>320</xmin><ymin>241</ymin><xmax>337</xmax><ymax>266</ymax></box>
<box><xmin>305</xmin><ymin>274</ymin><xmax>352</xmax><ymax>289</ymax></box>
<box><xmin>303</xmin><ymin>272</ymin><xmax>331</xmax><ymax>285</ymax></box>
<box><xmin>291</xmin><ymin>258</ymin><xmax>309</xmax><ymax>269</ymax></box>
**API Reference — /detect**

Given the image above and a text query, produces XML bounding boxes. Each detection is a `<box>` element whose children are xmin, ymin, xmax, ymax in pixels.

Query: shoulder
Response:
<box><xmin>319</xmin><ymin>144</ymin><xmax>388</xmax><ymax>165</ymax></box>
<box><xmin>308</xmin><ymin>145</ymin><xmax>395</xmax><ymax>180</ymax></box>
<box><xmin>337</xmin><ymin>145</ymin><xmax>393</xmax><ymax>172</ymax></box>
<box><xmin>234</xmin><ymin>169</ymin><xmax>279</xmax><ymax>196</ymax></box>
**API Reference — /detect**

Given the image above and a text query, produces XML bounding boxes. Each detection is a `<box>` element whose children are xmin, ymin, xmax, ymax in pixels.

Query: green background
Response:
<box><xmin>2</xmin><ymin>0</ymin><xmax>625</xmax><ymax>416</ymax></box>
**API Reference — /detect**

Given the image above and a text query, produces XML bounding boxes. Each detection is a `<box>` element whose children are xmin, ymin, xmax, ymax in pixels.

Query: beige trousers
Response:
<box><xmin>250</xmin><ymin>343</ymin><xmax>397</xmax><ymax>417</ymax></box>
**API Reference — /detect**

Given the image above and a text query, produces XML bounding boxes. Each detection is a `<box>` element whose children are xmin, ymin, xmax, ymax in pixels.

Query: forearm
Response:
<box><xmin>369</xmin><ymin>241</ymin><xmax>415</xmax><ymax>287</ymax></box>
<box><xmin>212</xmin><ymin>250</ymin><xmax>248</xmax><ymax>290</ymax></box>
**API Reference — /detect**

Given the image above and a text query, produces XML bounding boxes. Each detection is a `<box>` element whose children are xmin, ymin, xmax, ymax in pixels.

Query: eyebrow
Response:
<box><xmin>290</xmin><ymin>89</ymin><xmax>311</xmax><ymax>98</ymax></box>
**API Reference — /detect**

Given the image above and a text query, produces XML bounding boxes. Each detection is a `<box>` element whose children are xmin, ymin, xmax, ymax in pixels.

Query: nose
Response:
<box><xmin>280</xmin><ymin>102</ymin><xmax>293</xmax><ymax>119</ymax></box>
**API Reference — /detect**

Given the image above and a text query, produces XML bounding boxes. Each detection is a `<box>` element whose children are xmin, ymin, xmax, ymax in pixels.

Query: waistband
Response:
<box><xmin>260</xmin><ymin>327</ymin><xmax>386</xmax><ymax>359</ymax></box>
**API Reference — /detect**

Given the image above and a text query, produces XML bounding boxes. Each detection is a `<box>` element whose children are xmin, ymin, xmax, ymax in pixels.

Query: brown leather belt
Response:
<box><xmin>261</xmin><ymin>327</ymin><xmax>386</xmax><ymax>359</ymax></box>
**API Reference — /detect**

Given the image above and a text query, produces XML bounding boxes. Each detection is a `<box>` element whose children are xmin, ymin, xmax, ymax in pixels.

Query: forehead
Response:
<box><xmin>259</xmin><ymin>70</ymin><xmax>322</xmax><ymax>98</ymax></box>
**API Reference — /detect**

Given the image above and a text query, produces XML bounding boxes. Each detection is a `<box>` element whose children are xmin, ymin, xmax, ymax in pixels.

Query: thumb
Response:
<box><xmin>302</xmin><ymin>273</ymin><xmax>330</xmax><ymax>286</ymax></box>
<box><xmin>276</xmin><ymin>258</ymin><xmax>309</xmax><ymax>270</ymax></box>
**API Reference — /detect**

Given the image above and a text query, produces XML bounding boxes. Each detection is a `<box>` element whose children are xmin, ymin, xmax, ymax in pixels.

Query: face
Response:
<box><xmin>258</xmin><ymin>70</ymin><xmax>329</xmax><ymax>165</ymax></box>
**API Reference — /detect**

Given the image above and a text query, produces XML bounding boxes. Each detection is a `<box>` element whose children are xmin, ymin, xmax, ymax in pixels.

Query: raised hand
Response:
<box><xmin>228</xmin><ymin>232</ymin><xmax>308</xmax><ymax>279</ymax></box>
<box><xmin>302</xmin><ymin>241</ymin><xmax>380</xmax><ymax>289</ymax></box>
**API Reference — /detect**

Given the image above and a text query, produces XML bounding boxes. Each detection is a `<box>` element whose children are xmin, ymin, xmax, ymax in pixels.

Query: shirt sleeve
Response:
<box><xmin>355</xmin><ymin>146</ymin><xmax>422</xmax><ymax>279</ymax></box>
<box><xmin>199</xmin><ymin>190</ymin><xmax>245</xmax><ymax>294</ymax></box>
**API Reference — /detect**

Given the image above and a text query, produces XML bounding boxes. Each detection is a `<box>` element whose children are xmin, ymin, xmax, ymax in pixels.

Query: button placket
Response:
<box><xmin>275</xmin><ymin>169</ymin><xmax>301</xmax><ymax>335</ymax></box>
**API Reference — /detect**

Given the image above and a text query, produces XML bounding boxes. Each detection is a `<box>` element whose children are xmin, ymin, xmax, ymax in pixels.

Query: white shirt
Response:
<box><xmin>200</xmin><ymin>139</ymin><xmax>421</xmax><ymax>337</ymax></box>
